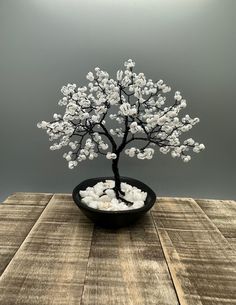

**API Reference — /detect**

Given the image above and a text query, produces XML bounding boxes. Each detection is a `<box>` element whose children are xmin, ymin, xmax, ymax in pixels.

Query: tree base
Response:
<box><xmin>72</xmin><ymin>176</ymin><xmax>156</xmax><ymax>228</ymax></box>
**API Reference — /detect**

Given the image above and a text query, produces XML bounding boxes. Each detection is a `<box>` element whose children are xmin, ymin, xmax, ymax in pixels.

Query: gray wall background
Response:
<box><xmin>0</xmin><ymin>0</ymin><xmax>235</xmax><ymax>202</ymax></box>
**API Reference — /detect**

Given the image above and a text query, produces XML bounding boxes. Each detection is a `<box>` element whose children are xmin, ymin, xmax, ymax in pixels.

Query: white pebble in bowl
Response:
<box><xmin>80</xmin><ymin>180</ymin><xmax>147</xmax><ymax>211</ymax></box>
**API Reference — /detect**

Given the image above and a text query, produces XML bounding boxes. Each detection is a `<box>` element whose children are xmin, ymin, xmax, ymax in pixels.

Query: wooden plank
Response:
<box><xmin>3</xmin><ymin>192</ymin><xmax>53</xmax><ymax>206</ymax></box>
<box><xmin>80</xmin><ymin>213</ymin><xmax>179</xmax><ymax>305</ymax></box>
<box><xmin>0</xmin><ymin>204</ymin><xmax>44</xmax><ymax>276</ymax></box>
<box><xmin>196</xmin><ymin>199</ymin><xmax>236</xmax><ymax>249</ymax></box>
<box><xmin>0</xmin><ymin>194</ymin><xmax>94</xmax><ymax>305</ymax></box>
<box><xmin>152</xmin><ymin>197</ymin><xmax>236</xmax><ymax>305</ymax></box>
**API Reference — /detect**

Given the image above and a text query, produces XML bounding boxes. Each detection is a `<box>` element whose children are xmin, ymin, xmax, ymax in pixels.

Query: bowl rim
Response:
<box><xmin>72</xmin><ymin>176</ymin><xmax>156</xmax><ymax>215</ymax></box>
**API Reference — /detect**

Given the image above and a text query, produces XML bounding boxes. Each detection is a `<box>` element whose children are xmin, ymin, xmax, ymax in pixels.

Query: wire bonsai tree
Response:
<box><xmin>38</xmin><ymin>59</ymin><xmax>205</xmax><ymax>206</ymax></box>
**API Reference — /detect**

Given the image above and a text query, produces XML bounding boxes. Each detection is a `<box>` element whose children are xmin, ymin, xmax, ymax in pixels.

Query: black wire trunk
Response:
<box><xmin>112</xmin><ymin>156</ymin><xmax>124</xmax><ymax>197</ymax></box>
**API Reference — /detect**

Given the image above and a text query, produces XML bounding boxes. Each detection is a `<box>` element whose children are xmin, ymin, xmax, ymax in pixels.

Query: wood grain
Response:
<box><xmin>0</xmin><ymin>194</ymin><xmax>94</xmax><ymax>305</ymax></box>
<box><xmin>1</xmin><ymin>193</ymin><xmax>236</xmax><ymax>305</ymax></box>
<box><xmin>0</xmin><ymin>204</ymin><xmax>44</xmax><ymax>276</ymax></box>
<box><xmin>152</xmin><ymin>197</ymin><xmax>236</xmax><ymax>305</ymax></box>
<box><xmin>196</xmin><ymin>199</ymin><xmax>236</xmax><ymax>249</ymax></box>
<box><xmin>3</xmin><ymin>192</ymin><xmax>53</xmax><ymax>206</ymax></box>
<box><xmin>80</xmin><ymin>213</ymin><xmax>179</xmax><ymax>305</ymax></box>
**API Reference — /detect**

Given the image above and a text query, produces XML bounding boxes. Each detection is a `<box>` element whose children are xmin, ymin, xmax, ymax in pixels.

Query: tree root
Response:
<box><xmin>113</xmin><ymin>188</ymin><xmax>133</xmax><ymax>206</ymax></box>
<box><xmin>117</xmin><ymin>195</ymin><xmax>133</xmax><ymax>207</ymax></box>
<box><xmin>99</xmin><ymin>187</ymin><xmax>133</xmax><ymax>207</ymax></box>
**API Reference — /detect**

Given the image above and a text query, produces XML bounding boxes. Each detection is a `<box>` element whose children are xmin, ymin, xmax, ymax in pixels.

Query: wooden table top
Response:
<box><xmin>0</xmin><ymin>193</ymin><xmax>235</xmax><ymax>305</ymax></box>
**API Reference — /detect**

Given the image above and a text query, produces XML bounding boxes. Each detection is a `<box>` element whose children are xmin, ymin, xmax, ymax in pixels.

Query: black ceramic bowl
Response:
<box><xmin>72</xmin><ymin>176</ymin><xmax>156</xmax><ymax>228</ymax></box>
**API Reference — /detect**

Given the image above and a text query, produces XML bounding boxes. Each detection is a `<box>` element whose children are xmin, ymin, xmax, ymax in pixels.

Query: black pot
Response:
<box><xmin>72</xmin><ymin>176</ymin><xmax>156</xmax><ymax>228</ymax></box>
